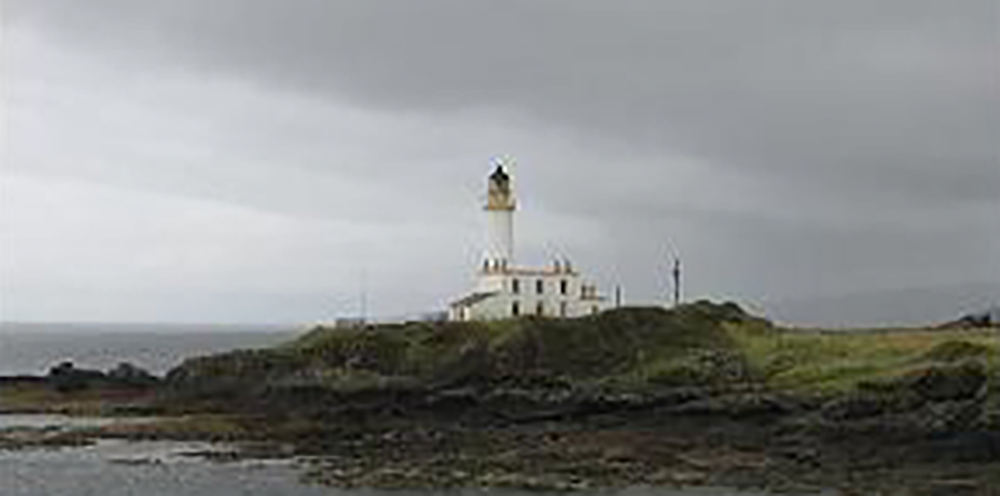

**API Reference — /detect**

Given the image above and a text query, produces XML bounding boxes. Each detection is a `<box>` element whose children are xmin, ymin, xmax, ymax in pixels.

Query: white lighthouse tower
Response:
<box><xmin>448</xmin><ymin>159</ymin><xmax>611</xmax><ymax>321</ymax></box>
<box><xmin>484</xmin><ymin>163</ymin><xmax>515</xmax><ymax>271</ymax></box>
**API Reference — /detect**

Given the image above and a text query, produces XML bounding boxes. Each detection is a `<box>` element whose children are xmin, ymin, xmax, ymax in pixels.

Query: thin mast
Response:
<box><xmin>672</xmin><ymin>256</ymin><xmax>681</xmax><ymax>307</ymax></box>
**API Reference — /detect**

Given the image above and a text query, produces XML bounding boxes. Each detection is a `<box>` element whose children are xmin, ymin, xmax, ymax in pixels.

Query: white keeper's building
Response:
<box><xmin>448</xmin><ymin>163</ymin><xmax>610</xmax><ymax>321</ymax></box>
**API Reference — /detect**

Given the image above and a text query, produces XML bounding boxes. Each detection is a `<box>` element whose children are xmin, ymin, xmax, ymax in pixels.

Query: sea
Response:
<box><xmin>0</xmin><ymin>426</ymin><xmax>784</xmax><ymax>496</ymax></box>
<box><xmin>0</xmin><ymin>322</ymin><xmax>304</xmax><ymax>376</ymax></box>
<box><xmin>0</xmin><ymin>323</ymin><xmax>817</xmax><ymax>495</ymax></box>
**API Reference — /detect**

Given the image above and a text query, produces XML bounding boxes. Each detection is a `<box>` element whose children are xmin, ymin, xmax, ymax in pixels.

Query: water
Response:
<box><xmin>0</xmin><ymin>327</ymin><xmax>811</xmax><ymax>495</ymax></box>
<box><xmin>0</xmin><ymin>414</ymin><xmax>156</xmax><ymax>431</ymax></box>
<box><xmin>1</xmin><ymin>438</ymin><xmax>332</xmax><ymax>496</ymax></box>
<box><xmin>0</xmin><ymin>414</ymin><xmax>781</xmax><ymax>496</ymax></box>
<box><xmin>0</xmin><ymin>417</ymin><xmax>820</xmax><ymax>496</ymax></box>
<box><xmin>1</xmin><ymin>436</ymin><xmax>778</xmax><ymax>496</ymax></box>
<box><xmin>0</xmin><ymin>323</ymin><xmax>302</xmax><ymax>376</ymax></box>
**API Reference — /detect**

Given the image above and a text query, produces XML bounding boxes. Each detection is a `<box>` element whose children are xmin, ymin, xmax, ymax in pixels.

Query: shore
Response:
<box><xmin>2</xmin><ymin>303</ymin><xmax>998</xmax><ymax>494</ymax></box>
<box><xmin>3</xmin><ymin>384</ymin><xmax>997</xmax><ymax>494</ymax></box>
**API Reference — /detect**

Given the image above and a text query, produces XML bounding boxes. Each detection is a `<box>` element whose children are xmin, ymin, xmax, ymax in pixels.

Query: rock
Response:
<box><xmin>47</xmin><ymin>361</ymin><xmax>106</xmax><ymax>392</ymax></box>
<box><xmin>925</xmin><ymin>479</ymin><xmax>981</xmax><ymax>496</ymax></box>
<box><xmin>773</xmin><ymin>446</ymin><xmax>821</xmax><ymax>468</ymax></box>
<box><xmin>823</xmin><ymin>360</ymin><xmax>988</xmax><ymax>422</ymax></box>
<box><xmin>476</xmin><ymin>472</ymin><xmax>590</xmax><ymax>491</ymax></box>
<box><xmin>904</xmin><ymin>360</ymin><xmax>987</xmax><ymax>403</ymax></box>
<box><xmin>940</xmin><ymin>306</ymin><xmax>1000</xmax><ymax>328</ymax></box>
<box><xmin>668</xmin><ymin>393</ymin><xmax>797</xmax><ymax>419</ymax></box>
<box><xmin>822</xmin><ymin>390</ymin><xmax>912</xmax><ymax>421</ymax></box>
<box><xmin>108</xmin><ymin>457</ymin><xmax>164</xmax><ymax>466</ymax></box>
<box><xmin>919</xmin><ymin>399</ymin><xmax>986</xmax><ymax>431</ymax></box>
<box><xmin>106</xmin><ymin>362</ymin><xmax>159</xmax><ymax>387</ymax></box>
<box><xmin>917</xmin><ymin>431</ymin><xmax>1000</xmax><ymax>463</ymax></box>
<box><xmin>670</xmin><ymin>470</ymin><xmax>710</xmax><ymax>485</ymax></box>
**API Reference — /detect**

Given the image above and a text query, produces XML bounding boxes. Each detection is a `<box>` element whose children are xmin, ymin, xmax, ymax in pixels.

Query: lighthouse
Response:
<box><xmin>448</xmin><ymin>159</ymin><xmax>611</xmax><ymax>321</ymax></box>
<box><xmin>484</xmin><ymin>163</ymin><xmax>515</xmax><ymax>271</ymax></box>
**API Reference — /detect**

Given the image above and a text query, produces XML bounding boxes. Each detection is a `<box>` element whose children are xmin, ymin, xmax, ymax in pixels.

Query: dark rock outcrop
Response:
<box><xmin>47</xmin><ymin>362</ymin><xmax>107</xmax><ymax>392</ymax></box>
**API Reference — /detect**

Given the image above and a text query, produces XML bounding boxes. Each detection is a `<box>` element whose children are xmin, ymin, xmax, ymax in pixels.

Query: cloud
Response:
<box><xmin>2</xmin><ymin>1</ymin><xmax>997</xmax><ymax>324</ymax></box>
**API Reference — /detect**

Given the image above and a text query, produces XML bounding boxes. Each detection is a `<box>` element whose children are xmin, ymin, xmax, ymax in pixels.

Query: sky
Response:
<box><xmin>1</xmin><ymin>0</ymin><xmax>997</xmax><ymax>326</ymax></box>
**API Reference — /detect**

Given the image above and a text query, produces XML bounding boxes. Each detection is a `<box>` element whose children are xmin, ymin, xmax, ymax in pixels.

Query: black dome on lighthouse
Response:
<box><xmin>489</xmin><ymin>165</ymin><xmax>510</xmax><ymax>184</ymax></box>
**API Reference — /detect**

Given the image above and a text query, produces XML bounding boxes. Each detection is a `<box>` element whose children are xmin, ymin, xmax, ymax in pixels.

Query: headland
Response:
<box><xmin>2</xmin><ymin>301</ymin><xmax>998</xmax><ymax>494</ymax></box>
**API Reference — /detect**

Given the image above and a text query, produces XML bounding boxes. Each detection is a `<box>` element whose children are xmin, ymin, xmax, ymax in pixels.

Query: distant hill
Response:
<box><xmin>764</xmin><ymin>282</ymin><xmax>1000</xmax><ymax>328</ymax></box>
<box><xmin>941</xmin><ymin>305</ymin><xmax>1000</xmax><ymax>328</ymax></box>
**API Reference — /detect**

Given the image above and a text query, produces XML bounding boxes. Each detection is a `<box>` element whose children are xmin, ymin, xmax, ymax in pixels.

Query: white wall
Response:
<box><xmin>454</xmin><ymin>271</ymin><xmax>612</xmax><ymax>321</ymax></box>
<box><xmin>485</xmin><ymin>209</ymin><xmax>514</xmax><ymax>266</ymax></box>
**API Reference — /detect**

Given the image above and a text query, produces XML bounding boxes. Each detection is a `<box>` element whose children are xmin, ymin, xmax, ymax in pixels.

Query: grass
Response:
<box><xmin>165</xmin><ymin>301</ymin><xmax>999</xmax><ymax>403</ymax></box>
<box><xmin>169</xmin><ymin>303</ymin><xmax>748</xmax><ymax>395</ymax></box>
<box><xmin>94</xmin><ymin>414</ymin><xmax>250</xmax><ymax>440</ymax></box>
<box><xmin>727</xmin><ymin>321</ymin><xmax>1000</xmax><ymax>395</ymax></box>
<box><xmin>0</xmin><ymin>381</ymin><xmax>156</xmax><ymax>415</ymax></box>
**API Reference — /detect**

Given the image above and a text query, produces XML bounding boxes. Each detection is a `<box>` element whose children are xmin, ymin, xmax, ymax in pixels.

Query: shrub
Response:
<box><xmin>922</xmin><ymin>340</ymin><xmax>993</xmax><ymax>363</ymax></box>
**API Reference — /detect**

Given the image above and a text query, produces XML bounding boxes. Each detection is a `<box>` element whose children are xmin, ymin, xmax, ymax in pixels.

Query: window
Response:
<box><xmin>512</xmin><ymin>301</ymin><xmax>520</xmax><ymax>317</ymax></box>
<box><xmin>536</xmin><ymin>301</ymin><xmax>545</xmax><ymax>316</ymax></box>
<box><xmin>560</xmin><ymin>301</ymin><xmax>567</xmax><ymax>317</ymax></box>
<box><xmin>591</xmin><ymin>305</ymin><xmax>599</xmax><ymax>315</ymax></box>
<box><xmin>560</xmin><ymin>279</ymin><xmax>568</xmax><ymax>295</ymax></box>
<box><xmin>536</xmin><ymin>279</ymin><xmax>544</xmax><ymax>294</ymax></box>
<box><xmin>511</xmin><ymin>278</ymin><xmax>520</xmax><ymax>294</ymax></box>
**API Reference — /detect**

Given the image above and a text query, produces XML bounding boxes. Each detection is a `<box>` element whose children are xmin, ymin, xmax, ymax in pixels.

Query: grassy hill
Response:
<box><xmin>12</xmin><ymin>300</ymin><xmax>997</xmax><ymax>492</ymax></box>
<box><xmin>166</xmin><ymin>302</ymin><xmax>756</xmax><ymax>399</ymax></box>
<box><xmin>165</xmin><ymin>300</ymin><xmax>998</xmax><ymax>412</ymax></box>
<box><xmin>729</xmin><ymin>319</ymin><xmax>998</xmax><ymax>394</ymax></box>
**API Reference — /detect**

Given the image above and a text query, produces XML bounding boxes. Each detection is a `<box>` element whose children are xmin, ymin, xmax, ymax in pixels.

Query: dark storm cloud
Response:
<box><xmin>4</xmin><ymin>0</ymin><xmax>997</xmax><ymax>324</ymax></box>
<box><xmin>9</xmin><ymin>0</ymin><xmax>997</xmax><ymax>210</ymax></box>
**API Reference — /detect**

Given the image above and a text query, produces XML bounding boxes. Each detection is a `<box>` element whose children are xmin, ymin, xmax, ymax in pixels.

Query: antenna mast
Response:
<box><xmin>672</xmin><ymin>256</ymin><xmax>681</xmax><ymax>307</ymax></box>
<box><xmin>360</xmin><ymin>268</ymin><xmax>368</xmax><ymax>324</ymax></box>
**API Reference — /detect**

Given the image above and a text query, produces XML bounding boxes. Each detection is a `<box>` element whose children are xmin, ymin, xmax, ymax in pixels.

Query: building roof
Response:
<box><xmin>449</xmin><ymin>291</ymin><xmax>499</xmax><ymax>308</ymax></box>
<box><xmin>481</xmin><ymin>266</ymin><xmax>579</xmax><ymax>277</ymax></box>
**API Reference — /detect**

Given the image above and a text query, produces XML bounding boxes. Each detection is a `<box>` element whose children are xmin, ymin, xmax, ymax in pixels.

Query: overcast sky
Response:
<box><xmin>1</xmin><ymin>1</ymin><xmax>997</xmax><ymax>326</ymax></box>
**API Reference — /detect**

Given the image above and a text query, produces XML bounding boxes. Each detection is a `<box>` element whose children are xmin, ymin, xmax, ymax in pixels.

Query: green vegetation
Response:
<box><xmin>92</xmin><ymin>414</ymin><xmax>251</xmax><ymax>441</ymax></box>
<box><xmin>0</xmin><ymin>380</ymin><xmax>156</xmax><ymax>415</ymax></box>
<box><xmin>159</xmin><ymin>308</ymin><xmax>998</xmax><ymax>493</ymax></box>
<box><xmin>6</xmin><ymin>302</ymin><xmax>997</xmax><ymax>493</ymax></box>
<box><xmin>9</xmin><ymin>301</ymin><xmax>994</xmax><ymax>417</ymax></box>
<box><xmin>163</xmin><ymin>301</ymin><xmax>999</xmax><ymax>407</ymax></box>
<box><xmin>726</xmin><ymin>320</ymin><xmax>999</xmax><ymax>395</ymax></box>
<box><xmin>166</xmin><ymin>302</ymin><xmax>761</xmax><ymax>399</ymax></box>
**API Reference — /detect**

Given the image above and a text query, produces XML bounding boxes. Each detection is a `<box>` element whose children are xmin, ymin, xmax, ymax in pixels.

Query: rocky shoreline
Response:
<box><xmin>3</xmin><ymin>304</ymin><xmax>998</xmax><ymax>494</ymax></box>
<box><xmin>3</xmin><ymin>373</ymin><xmax>997</xmax><ymax>494</ymax></box>
<box><xmin>265</xmin><ymin>372</ymin><xmax>999</xmax><ymax>494</ymax></box>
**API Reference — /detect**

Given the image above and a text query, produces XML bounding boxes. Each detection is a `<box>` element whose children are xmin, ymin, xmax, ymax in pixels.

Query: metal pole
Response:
<box><xmin>360</xmin><ymin>268</ymin><xmax>368</xmax><ymax>324</ymax></box>
<box><xmin>672</xmin><ymin>257</ymin><xmax>681</xmax><ymax>307</ymax></box>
